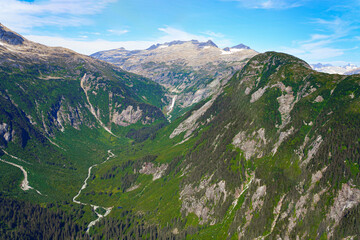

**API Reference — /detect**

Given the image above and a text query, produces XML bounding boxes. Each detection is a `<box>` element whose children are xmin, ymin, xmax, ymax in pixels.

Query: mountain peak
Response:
<box><xmin>146</xmin><ymin>39</ymin><xmax>218</xmax><ymax>50</ymax></box>
<box><xmin>0</xmin><ymin>24</ymin><xmax>25</xmax><ymax>45</ymax></box>
<box><xmin>223</xmin><ymin>43</ymin><xmax>251</xmax><ymax>52</ymax></box>
<box><xmin>231</xmin><ymin>43</ymin><xmax>250</xmax><ymax>49</ymax></box>
<box><xmin>198</xmin><ymin>40</ymin><xmax>218</xmax><ymax>48</ymax></box>
<box><xmin>251</xmin><ymin>51</ymin><xmax>312</xmax><ymax>69</ymax></box>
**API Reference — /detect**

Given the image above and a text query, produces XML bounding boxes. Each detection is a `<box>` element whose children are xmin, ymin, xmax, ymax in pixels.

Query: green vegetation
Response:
<box><xmin>1</xmin><ymin>49</ymin><xmax>360</xmax><ymax>239</ymax></box>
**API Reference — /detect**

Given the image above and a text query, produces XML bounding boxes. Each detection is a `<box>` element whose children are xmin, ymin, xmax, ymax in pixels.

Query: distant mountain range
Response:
<box><xmin>311</xmin><ymin>63</ymin><xmax>360</xmax><ymax>75</ymax></box>
<box><xmin>91</xmin><ymin>40</ymin><xmax>257</xmax><ymax>119</ymax></box>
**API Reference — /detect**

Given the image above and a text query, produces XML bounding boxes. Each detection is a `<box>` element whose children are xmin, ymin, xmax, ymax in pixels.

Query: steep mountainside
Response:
<box><xmin>1</xmin><ymin>24</ymin><xmax>359</xmax><ymax>239</ymax></box>
<box><xmin>0</xmin><ymin>24</ymin><xmax>169</xmax><ymax>200</ymax></box>
<box><xmin>91</xmin><ymin>40</ymin><xmax>258</xmax><ymax>119</ymax></box>
<box><xmin>82</xmin><ymin>52</ymin><xmax>360</xmax><ymax>239</ymax></box>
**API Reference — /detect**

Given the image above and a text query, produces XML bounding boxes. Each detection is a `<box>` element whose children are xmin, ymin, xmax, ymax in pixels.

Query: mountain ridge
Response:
<box><xmin>91</xmin><ymin>39</ymin><xmax>258</xmax><ymax>119</ymax></box>
<box><xmin>0</xmin><ymin>25</ymin><xmax>359</xmax><ymax>240</ymax></box>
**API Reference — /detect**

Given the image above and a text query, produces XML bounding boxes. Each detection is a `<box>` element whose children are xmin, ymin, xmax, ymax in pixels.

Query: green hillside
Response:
<box><xmin>79</xmin><ymin>52</ymin><xmax>360</xmax><ymax>239</ymax></box>
<box><xmin>0</xmin><ymin>24</ymin><xmax>359</xmax><ymax>240</ymax></box>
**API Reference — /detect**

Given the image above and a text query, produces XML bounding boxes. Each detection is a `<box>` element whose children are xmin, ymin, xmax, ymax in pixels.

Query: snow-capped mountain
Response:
<box><xmin>311</xmin><ymin>63</ymin><xmax>360</xmax><ymax>75</ymax></box>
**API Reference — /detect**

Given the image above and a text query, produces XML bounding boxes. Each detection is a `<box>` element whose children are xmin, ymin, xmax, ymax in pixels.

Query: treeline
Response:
<box><xmin>126</xmin><ymin>122</ymin><xmax>166</xmax><ymax>143</ymax></box>
<box><xmin>91</xmin><ymin>210</ymin><xmax>198</xmax><ymax>240</ymax></box>
<box><xmin>0</xmin><ymin>197</ymin><xmax>90</xmax><ymax>240</ymax></box>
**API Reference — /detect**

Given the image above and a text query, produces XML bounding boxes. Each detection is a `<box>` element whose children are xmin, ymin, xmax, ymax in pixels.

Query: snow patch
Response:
<box><xmin>221</xmin><ymin>48</ymin><xmax>244</xmax><ymax>55</ymax></box>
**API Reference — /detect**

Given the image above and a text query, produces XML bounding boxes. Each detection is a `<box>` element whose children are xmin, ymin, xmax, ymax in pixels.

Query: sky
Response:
<box><xmin>1</xmin><ymin>0</ymin><xmax>360</xmax><ymax>65</ymax></box>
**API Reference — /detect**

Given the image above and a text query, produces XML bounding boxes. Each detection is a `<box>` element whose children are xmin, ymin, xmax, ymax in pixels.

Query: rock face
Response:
<box><xmin>0</xmin><ymin>123</ymin><xmax>13</xmax><ymax>142</ymax></box>
<box><xmin>180</xmin><ymin>176</ymin><xmax>227</xmax><ymax>224</ymax></box>
<box><xmin>111</xmin><ymin>105</ymin><xmax>143</xmax><ymax>127</ymax></box>
<box><xmin>1</xmin><ymin>25</ymin><xmax>360</xmax><ymax>240</ymax></box>
<box><xmin>91</xmin><ymin>40</ymin><xmax>258</xmax><ymax>119</ymax></box>
<box><xmin>151</xmin><ymin>52</ymin><xmax>360</xmax><ymax>239</ymax></box>
<box><xmin>0</xmin><ymin>24</ymin><xmax>167</xmax><ymax>148</ymax></box>
<box><xmin>0</xmin><ymin>25</ymin><xmax>25</xmax><ymax>45</ymax></box>
<box><xmin>139</xmin><ymin>162</ymin><xmax>168</xmax><ymax>180</ymax></box>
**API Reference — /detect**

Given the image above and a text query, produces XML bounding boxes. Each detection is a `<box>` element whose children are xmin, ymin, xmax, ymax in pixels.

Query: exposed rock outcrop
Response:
<box><xmin>180</xmin><ymin>176</ymin><xmax>227</xmax><ymax>224</ymax></box>
<box><xmin>139</xmin><ymin>162</ymin><xmax>168</xmax><ymax>180</ymax></box>
<box><xmin>0</xmin><ymin>123</ymin><xmax>13</xmax><ymax>142</ymax></box>
<box><xmin>111</xmin><ymin>105</ymin><xmax>143</xmax><ymax>127</ymax></box>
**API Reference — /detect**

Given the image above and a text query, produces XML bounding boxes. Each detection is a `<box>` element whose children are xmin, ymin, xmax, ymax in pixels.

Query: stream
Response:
<box><xmin>167</xmin><ymin>95</ymin><xmax>177</xmax><ymax>122</ymax></box>
<box><xmin>72</xmin><ymin>150</ymin><xmax>115</xmax><ymax>233</ymax></box>
<box><xmin>0</xmin><ymin>158</ymin><xmax>42</xmax><ymax>195</ymax></box>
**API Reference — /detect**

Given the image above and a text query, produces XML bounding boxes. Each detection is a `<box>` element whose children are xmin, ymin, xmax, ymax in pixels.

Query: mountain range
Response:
<box><xmin>0</xmin><ymin>24</ymin><xmax>359</xmax><ymax>240</ymax></box>
<box><xmin>91</xmin><ymin>40</ymin><xmax>257</xmax><ymax>120</ymax></box>
<box><xmin>311</xmin><ymin>63</ymin><xmax>360</xmax><ymax>75</ymax></box>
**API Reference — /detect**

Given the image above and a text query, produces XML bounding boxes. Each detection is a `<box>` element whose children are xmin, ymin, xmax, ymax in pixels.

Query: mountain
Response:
<box><xmin>81</xmin><ymin>52</ymin><xmax>360</xmax><ymax>239</ymax></box>
<box><xmin>311</xmin><ymin>63</ymin><xmax>360</xmax><ymax>75</ymax></box>
<box><xmin>91</xmin><ymin>40</ymin><xmax>257</xmax><ymax>119</ymax></box>
<box><xmin>1</xmin><ymin>25</ymin><xmax>360</xmax><ymax>240</ymax></box>
<box><xmin>344</xmin><ymin>68</ymin><xmax>360</xmax><ymax>75</ymax></box>
<box><xmin>0</xmin><ymin>24</ymin><xmax>169</xmax><ymax>200</ymax></box>
<box><xmin>223</xmin><ymin>43</ymin><xmax>251</xmax><ymax>51</ymax></box>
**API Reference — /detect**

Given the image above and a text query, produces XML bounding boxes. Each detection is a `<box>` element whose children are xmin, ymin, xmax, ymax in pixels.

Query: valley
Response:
<box><xmin>0</xmin><ymin>24</ymin><xmax>359</xmax><ymax>240</ymax></box>
<box><xmin>72</xmin><ymin>150</ymin><xmax>115</xmax><ymax>233</ymax></box>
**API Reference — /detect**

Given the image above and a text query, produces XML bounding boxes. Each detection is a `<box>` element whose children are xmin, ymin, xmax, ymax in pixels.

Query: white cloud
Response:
<box><xmin>306</xmin><ymin>34</ymin><xmax>330</xmax><ymax>42</ymax></box>
<box><xmin>280</xmin><ymin>17</ymin><xmax>356</xmax><ymax>63</ymax></box>
<box><xmin>107</xmin><ymin>29</ymin><xmax>129</xmax><ymax>35</ymax></box>
<box><xmin>226</xmin><ymin>0</ymin><xmax>304</xmax><ymax>9</ymax></box>
<box><xmin>24</xmin><ymin>26</ymin><xmax>234</xmax><ymax>55</ymax></box>
<box><xmin>156</xmin><ymin>27</ymin><xmax>233</xmax><ymax>48</ymax></box>
<box><xmin>157</xmin><ymin>27</ymin><xmax>210</xmax><ymax>43</ymax></box>
<box><xmin>0</xmin><ymin>0</ymin><xmax>116</xmax><ymax>32</ymax></box>
<box><xmin>25</xmin><ymin>35</ymin><xmax>154</xmax><ymax>55</ymax></box>
<box><xmin>203</xmin><ymin>31</ymin><xmax>225</xmax><ymax>38</ymax></box>
<box><xmin>283</xmin><ymin>46</ymin><xmax>344</xmax><ymax>61</ymax></box>
<box><xmin>311</xmin><ymin>17</ymin><xmax>355</xmax><ymax>37</ymax></box>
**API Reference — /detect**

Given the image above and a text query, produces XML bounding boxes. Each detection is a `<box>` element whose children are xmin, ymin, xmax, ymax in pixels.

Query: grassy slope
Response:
<box><xmin>86</xmin><ymin>52</ymin><xmax>360</xmax><ymax>239</ymax></box>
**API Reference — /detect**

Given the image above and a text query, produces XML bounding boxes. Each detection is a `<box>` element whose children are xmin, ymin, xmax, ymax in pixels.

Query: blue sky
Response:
<box><xmin>1</xmin><ymin>0</ymin><xmax>360</xmax><ymax>65</ymax></box>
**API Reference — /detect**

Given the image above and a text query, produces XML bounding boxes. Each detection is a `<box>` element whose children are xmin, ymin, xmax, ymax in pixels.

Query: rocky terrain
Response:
<box><xmin>1</xmin><ymin>25</ymin><xmax>359</xmax><ymax>240</ymax></box>
<box><xmin>0</xmin><ymin>24</ymin><xmax>168</xmax><ymax>199</ymax></box>
<box><xmin>82</xmin><ymin>52</ymin><xmax>360</xmax><ymax>239</ymax></box>
<box><xmin>91</xmin><ymin>40</ymin><xmax>258</xmax><ymax>119</ymax></box>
